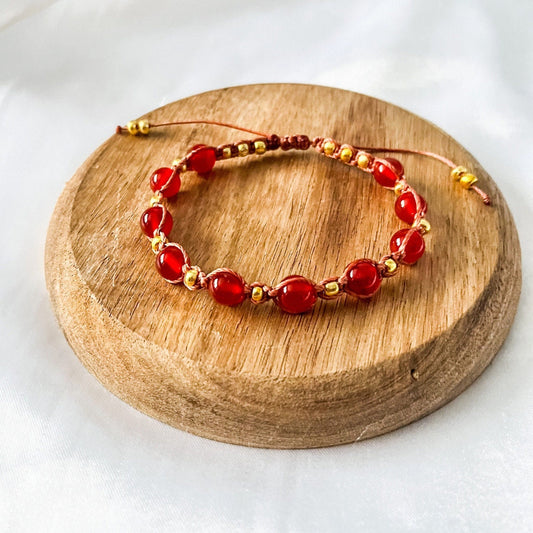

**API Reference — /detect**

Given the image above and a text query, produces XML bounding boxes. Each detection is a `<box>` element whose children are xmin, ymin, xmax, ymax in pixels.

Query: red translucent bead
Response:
<box><xmin>155</xmin><ymin>245</ymin><xmax>186</xmax><ymax>283</ymax></box>
<box><xmin>274</xmin><ymin>275</ymin><xmax>317</xmax><ymax>314</ymax></box>
<box><xmin>372</xmin><ymin>158</ymin><xmax>404</xmax><ymax>188</ymax></box>
<box><xmin>207</xmin><ymin>270</ymin><xmax>246</xmax><ymax>307</ymax></box>
<box><xmin>140</xmin><ymin>206</ymin><xmax>173</xmax><ymax>238</ymax></box>
<box><xmin>390</xmin><ymin>228</ymin><xmax>425</xmax><ymax>265</ymax></box>
<box><xmin>150</xmin><ymin>167</ymin><xmax>181</xmax><ymax>197</ymax></box>
<box><xmin>188</xmin><ymin>145</ymin><xmax>217</xmax><ymax>174</ymax></box>
<box><xmin>345</xmin><ymin>259</ymin><xmax>382</xmax><ymax>298</ymax></box>
<box><xmin>395</xmin><ymin>191</ymin><xmax>427</xmax><ymax>224</ymax></box>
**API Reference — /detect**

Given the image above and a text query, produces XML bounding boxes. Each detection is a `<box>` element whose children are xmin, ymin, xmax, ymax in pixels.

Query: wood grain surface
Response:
<box><xmin>45</xmin><ymin>84</ymin><xmax>521</xmax><ymax>448</ymax></box>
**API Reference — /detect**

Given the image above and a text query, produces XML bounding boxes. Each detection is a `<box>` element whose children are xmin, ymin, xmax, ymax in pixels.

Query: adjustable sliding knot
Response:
<box><xmin>280</xmin><ymin>135</ymin><xmax>311</xmax><ymax>151</ymax></box>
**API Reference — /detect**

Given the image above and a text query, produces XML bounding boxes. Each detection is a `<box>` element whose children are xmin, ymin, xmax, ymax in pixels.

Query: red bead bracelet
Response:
<box><xmin>119</xmin><ymin>118</ymin><xmax>491</xmax><ymax>314</ymax></box>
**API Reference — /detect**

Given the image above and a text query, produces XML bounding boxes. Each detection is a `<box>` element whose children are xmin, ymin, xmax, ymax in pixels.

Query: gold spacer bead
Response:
<box><xmin>416</xmin><ymin>218</ymin><xmax>431</xmax><ymax>234</ymax></box>
<box><xmin>324</xmin><ymin>281</ymin><xmax>340</xmax><ymax>297</ymax></box>
<box><xmin>251</xmin><ymin>286</ymin><xmax>264</xmax><ymax>302</ymax></box>
<box><xmin>222</xmin><ymin>147</ymin><xmax>232</xmax><ymax>159</ymax></box>
<box><xmin>138</xmin><ymin>119</ymin><xmax>150</xmax><ymax>134</ymax></box>
<box><xmin>451</xmin><ymin>166</ymin><xmax>468</xmax><ymax>181</ymax></box>
<box><xmin>384</xmin><ymin>258</ymin><xmax>398</xmax><ymax>274</ymax></box>
<box><xmin>394</xmin><ymin>182</ymin><xmax>404</xmax><ymax>196</ymax></box>
<box><xmin>323</xmin><ymin>140</ymin><xmax>336</xmax><ymax>156</ymax></box>
<box><xmin>237</xmin><ymin>143</ymin><xmax>249</xmax><ymax>157</ymax></box>
<box><xmin>254</xmin><ymin>140</ymin><xmax>267</xmax><ymax>155</ymax></box>
<box><xmin>183</xmin><ymin>269</ymin><xmax>198</xmax><ymax>289</ymax></box>
<box><xmin>150</xmin><ymin>194</ymin><xmax>163</xmax><ymax>207</ymax></box>
<box><xmin>127</xmin><ymin>120</ymin><xmax>139</xmax><ymax>135</ymax></box>
<box><xmin>151</xmin><ymin>234</ymin><xmax>166</xmax><ymax>253</ymax></box>
<box><xmin>459</xmin><ymin>173</ymin><xmax>478</xmax><ymax>189</ymax></box>
<box><xmin>356</xmin><ymin>154</ymin><xmax>370</xmax><ymax>169</ymax></box>
<box><xmin>172</xmin><ymin>160</ymin><xmax>187</xmax><ymax>171</ymax></box>
<box><xmin>339</xmin><ymin>147</ymin><xmax>353</xmax><ymax>163</ymax></box>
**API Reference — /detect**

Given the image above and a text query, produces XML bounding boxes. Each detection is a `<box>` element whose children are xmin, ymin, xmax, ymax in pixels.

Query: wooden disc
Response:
<box><xmin>45</xmin><ymin>84</ymin><xmax>521</xmax><ymax>448</ymax></box>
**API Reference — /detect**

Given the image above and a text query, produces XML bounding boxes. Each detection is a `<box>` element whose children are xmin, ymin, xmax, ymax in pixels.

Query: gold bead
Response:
<box><xmin>324</xmin><ymin>281</ymin><xmax>340</xmax><ymax>297</ymax></box>
<box><xmin>151</xmin><ymin>235</ymin><xmax>166</xmax><ymax>253</ymax></box>
<box><xmin>138</xmin><ymin>119</ymin><xmax>150</xmax><ymax>134</ymax></box>
<box><xmin>384</xmin><ymin>258</ymin><xmax>398</xmax><ymax>274</ymax></box>
<box><xmin>222</xmin><ymin>147</ymin><xmax>232</xmax><ymax>159</ymax></box>
<box><xmin>394</xmin><ymin>182</ymin><xmax>404</xmax><ymax>196</ymax></box>
<box><xmin>450</xmin><ymin>166</ymin><xmax>468</xmax><ymax>181</ymax></box>
<box><xmin>251</xmin><ymin>286</ymin><xmax>264</xmax><ymax>302</ymax></box>
<box><xmin>171</xmin><ymin>159</ymin><xmax>187</xmax><ymax>172</ymax></box>
<box><xmin>254</xmin><ymin>140</ymin><xmax>267</xmax><ymax>155</ymax></box>
<box><xmin>184</xmin><ymin>269</ymin><xmax>198</xmax><ymax>289</ymax></box>
<box><xmin>459</xmin><ymin>173</ymin><xmax>478</xmax><ymax>189</ymax></box>
<box><xmin>323</xmin><ymin>140</ymin><xmax>336</xmax><ymax>156</ymax></box>
<box><xmin>150</xmin><ymin>194</ymin><xmax>162</xmax><ymax>207</ymax></box>
<box><xmin>238</xmin><ymin>143</ymin><xmax>249</xmax><ymax>157</ymax></box>
<box><xmin>339</xmin><ymin>147</ymin><xmax>353</xmax><ymax>163</ymax></box>
<box><xmin>416</xmin><ymin>218</ymin><xmax>431</xmax><ymax>234</ymax></box>
<box><xmin>356</xmin><ymin>154</ymin><xmax>370</xmax><ymax>169</ymax></box>
<box><xmin>127</xmin><ymin>120</ymin><xmax>139</xmax><ymax>135</ymax></box>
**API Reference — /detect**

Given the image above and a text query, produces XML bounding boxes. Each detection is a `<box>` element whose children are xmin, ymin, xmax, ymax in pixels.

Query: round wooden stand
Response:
<box><xmin>45</xmin><ymin>84</ymin><xmax>521</xmax><ymax>448</ymax></box>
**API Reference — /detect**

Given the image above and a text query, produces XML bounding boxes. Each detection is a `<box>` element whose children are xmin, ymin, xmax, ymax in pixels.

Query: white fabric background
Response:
<box><xmin>1</xmin><ymin>1</ymin><xmax>532</xmax><ymax>531</ymax></box>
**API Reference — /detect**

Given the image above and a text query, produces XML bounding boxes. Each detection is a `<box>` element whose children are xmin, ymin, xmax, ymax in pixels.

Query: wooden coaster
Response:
<box><xmin>45</xmin><ymin>84</ymin><xmax>521</xmax><ymax>448</ymax></box>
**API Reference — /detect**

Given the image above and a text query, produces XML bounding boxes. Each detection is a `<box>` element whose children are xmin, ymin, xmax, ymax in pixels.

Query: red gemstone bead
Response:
<box><xmin>345</xmin><ymin>259</ymin><xmax>382</xmax><ymax>298</ymax></box>
<box><xmin>150</xmin><ymin>167</ymin><xmax>181</xmax><ymax>197</ymax></box>
<box><xmin>140</xmin><ymin>206</ymin><xmax>173</xmax><ymax>238</ymax></box>
<box><xmin>274</xmin><ymin>275</ymin><xmax>317</xmax><ymax>314</ymax></box>
<box><xmin>188</xmin><ymin>145</ymin><xmax>217</xmax><ymax>174</ymax></box>
<box><xmin>155</xmin><ymin>245</ymin><xmax>186</xmax><ymax>283</ymax></box>
<box><xmin>395</xmin><ymin>191</ymin><xmax>427</xmax><ymax>224</ymax></box>
<box><xmin>390</xmin><ymin>228</ymin><xmax>425</xmax><ymax>265</ymax></box>
<box><xmin>372</xmin><ymin>158</ymin><xmax>404</xmax><ymax>188</ymax></box>
<box><xmin>208</xmin><ymin>270</ymin><xmax>246</xmax><ymax>307</ymax></box>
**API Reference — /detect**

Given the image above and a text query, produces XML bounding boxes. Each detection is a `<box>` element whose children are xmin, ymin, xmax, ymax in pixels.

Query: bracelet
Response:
<box><xmin>118</xmin><ymin>119</ymin><xmax>490</xmax><ymax>314</ymax></box>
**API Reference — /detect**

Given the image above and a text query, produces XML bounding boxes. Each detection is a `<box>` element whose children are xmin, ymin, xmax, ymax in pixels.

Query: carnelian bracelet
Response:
<box><xmin>118</xmin><ymin>119</ymin><xmax>490</xmax><ymax>314</ymax></box>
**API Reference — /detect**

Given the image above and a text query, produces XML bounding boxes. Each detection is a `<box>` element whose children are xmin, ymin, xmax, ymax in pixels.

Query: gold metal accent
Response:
<box><xmin>254</xmin><ymin>140</ymin><xmax>267</xmax><ymax>155</ymax></box>
<box><xmin>394</xmin><ymin>182</ymin><xmax>404</xmax><ymax>196</ymax></box>
<box><xmin>237</xmin><ymin>143</ymin><xmax>249</xmax><ymax>157</ymax></box>
<box><xmin>324</xmin><ymin>281</ymin><xmax>340</xmax><ymax>297</ymax></box>
<box><xmin>251</xmin><ymin>286</ymin><xmax>264</xmax><ymax>302</ymax></box>
<box><xmin>459</xmin><ymin>173</ymin><xmax>478</xmax><ymax>189</ymax></box>
<box><xmin>416</xmin><ymin>218</ymin><xmax>431</xmax><ymax>234</ymax></box>
<box><xmin>138</xmin><ymin>119</ymin><xmax>150</xmax><ymax>134</ymax></box>
<box><xmin>150</xmin><ymin>194</ymin><xmax>163</xmax><ymax>207</ymax></box>
<box><xmin>184</xmin><ymin>269</ymin><xmax>198</xmax><ymax>289</ymax></box>
<box><xmin>451</xmin><ymin>166</ymin><xmax>468</xmax><ymax>181</ymax></box>
<box><xmin>323</xmin><ymin>140</ymin><xmax>336</xmax><ymax>156</ymax></box>
<box><xmin>171</xmin><ymin>159</ymin><xmax>186</xmax><ymax>172</ymax></box>
<box><xmin>127</xmin><ymin>120</ymin><xmax>139</xmax><ymax>135</ymax></box>
<box><xmin>222</xmin><ymin>147</ymin><xmax>232</xmax><ymax>159</ymax></box>
<box><xmin>356</xmin><ymin>154</ymin><xmax>370</xmax><ymax>169</ymax></box>
<box><xmin>384</xmin><ymin>258</ymin><xmax>398</xmax><ymax>274</ymax></box>
<box><xmin>151</xmin><ymin>234</ymin><xmax>166</xmax><ymax>253</ymax></box>
<box><xmin>340</xmin><ymin>147</ymin><xmax>353</xmax><ymax>163</ymax></box>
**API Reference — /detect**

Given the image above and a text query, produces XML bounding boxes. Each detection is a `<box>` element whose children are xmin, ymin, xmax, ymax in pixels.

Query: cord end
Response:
<box><xmin>450</xmin><ymin>166</ymin><xmax>491</xmax><ymax>207</ymax></box>
<box><xmin>117</xmin><ymin>120</ymin><xmax>150</xmax><ymax>136</ymax></box>
<box><xmin>472</xmin><ymin>185</ymin><xmax>492</xmax><ymax>206</ymax></box>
